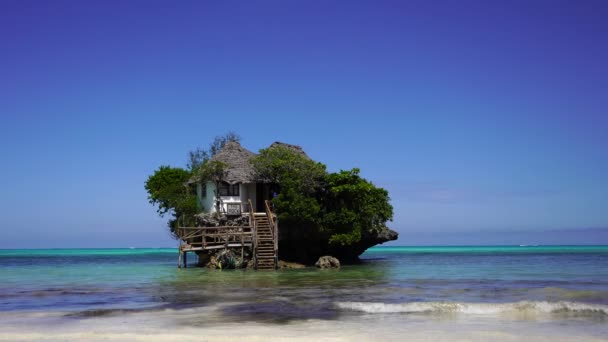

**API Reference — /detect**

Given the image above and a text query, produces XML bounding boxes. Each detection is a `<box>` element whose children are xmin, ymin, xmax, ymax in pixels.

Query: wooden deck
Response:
<box><xmin>176</xmin><ymin>200</ymin><xmax>278</xmax><ymax>270</ymax></box>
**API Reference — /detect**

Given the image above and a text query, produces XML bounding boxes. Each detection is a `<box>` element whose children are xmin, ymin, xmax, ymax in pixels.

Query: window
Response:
<box><xmin>219</xmin><ymin>182</ymin><xmax>239</xmax><ymax>196</ymax></box>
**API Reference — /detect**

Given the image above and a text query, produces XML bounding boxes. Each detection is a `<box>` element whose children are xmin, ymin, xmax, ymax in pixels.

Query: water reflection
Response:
<box><xmin>151</xmin><ymin>265</ymin><xmax>391</xmax><ymax>322</ymax></box>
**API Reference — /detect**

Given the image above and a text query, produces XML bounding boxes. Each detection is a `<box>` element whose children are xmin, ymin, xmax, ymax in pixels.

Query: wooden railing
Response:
<box><xmin>176</xmin><ymin>199</ymin><xmax>270</xmax><ymax>268</ymax></box>
<box><xmin>264</xmin><ymin>200</ymin><xmax>275</xmax><ymax>235</ymax></box>
<box><xmin>248</xmin><ymin>199</ymin><xmax>256</xmax><ymax>226</ymax></box>
<box><xmin>248</xmin><ymin>199</ymin><xmax>257</xmax><ymax>262</ymax></box>
<box><xmin>176</xmin><ymin>226</ymin><xmax>253</xmax><ymax>250</ymax></box>
<box><xmin>264</xmin><ymin>200</ymin><xmax>279</xmax><ymax>268</ymax></box>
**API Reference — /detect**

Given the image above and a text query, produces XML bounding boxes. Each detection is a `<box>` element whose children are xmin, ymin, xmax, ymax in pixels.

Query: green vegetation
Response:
<box><xmin>145</xmin><ymin>133</ymin><xmax>237</xmax><ymax>236</ymax></box>
<box><xmin>252</xmin><ymin>146</ymin><xmax>393</xmax><ymax>247</ymax></box>
<box><xmin>252</xmin><ymin>146</ymin><xmax>326</xmax><ymax>224</ymax></box>
<box><xmin>322</xmin><ymin>168</ymin><xmax>393</xmax><ymax>246</ymax></box>
<box><xmin>144</xmin><ymin>166</ymin><xmax>197</xmax><ymax>234</ymax></box>
<box><xmin>145</xmin><ymin>134</ymin><xmax>393</xmax><ymax>248</ymax></box>
<box><xmin>187</xmin><ymin>132</ymin><xmax>240</xmax><ymax>171</ymax></box>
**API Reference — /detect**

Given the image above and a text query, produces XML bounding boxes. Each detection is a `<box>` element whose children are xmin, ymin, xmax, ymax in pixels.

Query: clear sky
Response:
<box><xmin>1</xmin><ymin>0</ymin><xmax>607</xmax><ymax>248</ymax></box>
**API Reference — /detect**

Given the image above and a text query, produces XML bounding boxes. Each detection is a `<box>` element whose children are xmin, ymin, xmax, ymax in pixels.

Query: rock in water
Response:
<box><xmin>315</xmin><ymin>256</ymin><xmax>340</xmax><ymax>269</ymax></box>
<box><xmin>278</xmin><ymin>260</ymin><xmax>306</xmax><ymax>269</ymax></box>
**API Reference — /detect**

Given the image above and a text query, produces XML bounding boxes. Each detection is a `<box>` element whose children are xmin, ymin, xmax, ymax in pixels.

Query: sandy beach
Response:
<box><xmin>1</xmin><ymin>305</ymin><xmax>607</xmax><ymax>342</ymax></box>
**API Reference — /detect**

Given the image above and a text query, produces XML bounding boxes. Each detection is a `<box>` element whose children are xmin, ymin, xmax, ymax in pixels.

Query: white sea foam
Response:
<box><xmin>335</xmin><ymin>301</ymin><xmax>608</xmax><ymax>315</ymax></box>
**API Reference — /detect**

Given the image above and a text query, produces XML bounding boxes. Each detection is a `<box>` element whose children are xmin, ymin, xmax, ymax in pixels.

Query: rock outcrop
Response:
<box><xmin>332</xmin><ymin>226</ymin><xmax>398</xmax><ymax>263</ymax></box>
<box><xmin>197</xmin><ymin>249</ymin><xmax>251</xmax><ymax>269</ymax></box>
<box><xmin>192</xmin><ymin>223</ymin><xmax>398</xmax><ymax>268</ymax></box>
<box><xmin>279</xmin><ymin>225</ymin><xmax>399</xmax><ymax>264</ymax></box>
<box><xmin>195</xmin><ymin>213</ymin><xmax>249</xmax><ymax>227</ymax></box>
<box><xmin>315</xmin><ymin>256</ymin><xmax>341</xmax><ymax>269</ymax></box>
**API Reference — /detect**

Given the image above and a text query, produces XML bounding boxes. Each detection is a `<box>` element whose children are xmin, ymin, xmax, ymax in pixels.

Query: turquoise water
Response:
<box><xmin>1</xmin><ymin>246</ymin><xmax>608</xmax><ymax>341</ymax></box>
<box><xmin>1</xmin><ymin>245</ymin><xmax>607</xmax><ymax>316</ymax></box>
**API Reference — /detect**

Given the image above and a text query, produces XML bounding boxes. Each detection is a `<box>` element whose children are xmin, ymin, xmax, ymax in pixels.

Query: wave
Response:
<box><xmin>335</xmin><ymin>301</ymin><xmax>608</xmax><ymax>316</ymax></box>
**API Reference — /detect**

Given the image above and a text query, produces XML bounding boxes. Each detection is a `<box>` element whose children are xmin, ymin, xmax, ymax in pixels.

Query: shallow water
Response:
<box><xmin>1</xmin><ymin>246</ymin><xmax>607</xmax><ymax>341</ymax></box>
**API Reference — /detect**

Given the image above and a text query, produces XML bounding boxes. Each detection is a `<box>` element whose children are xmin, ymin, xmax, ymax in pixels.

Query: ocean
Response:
<box><xmin>0</xmin><ymin>246</ymin><xmax>607</xmax><ymax>341</ymax></box>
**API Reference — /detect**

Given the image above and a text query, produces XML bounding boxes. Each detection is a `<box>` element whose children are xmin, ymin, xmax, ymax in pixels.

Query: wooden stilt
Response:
<box><xmin>183</xmin><ymin>251</ymin><xmax>188</xmax><ymax>268</ymax></box>
<box><xmin>178</xmin><ymin>251</ymin><xmax>182</xmax><ymax>269</ymax></box>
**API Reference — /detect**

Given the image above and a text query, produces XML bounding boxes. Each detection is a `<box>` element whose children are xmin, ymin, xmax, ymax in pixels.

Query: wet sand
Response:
<box><xmin>1</xmin><ymin>305</ymin><xmax>606</xmax><ymax>342</ymax></box>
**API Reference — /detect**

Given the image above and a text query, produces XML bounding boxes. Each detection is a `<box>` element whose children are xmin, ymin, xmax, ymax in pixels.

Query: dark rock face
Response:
<box><xmin>332</xmin><ymin>227</ymin><xmax>399</xmax><ymax>263</ymax></box>
<box><xmin>279</xmin><ymin>226</ymin><xmax>399</xmax><ymax>265</ymax></box>
<box><xmin>315</xmin><ymin>256</ymin><xmax>340</xmax><ymax>268</ymax></box>
<box><xmin>191</xmin><ymin>220</ymin><xmax>399</xmax><ymax>268</ymax></box>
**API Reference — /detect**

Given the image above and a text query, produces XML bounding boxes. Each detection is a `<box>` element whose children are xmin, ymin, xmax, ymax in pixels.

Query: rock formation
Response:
<box><xmin>315</xmin><ymin>256</ymin><xmax>340</xmax><ymax>268</ymax></box>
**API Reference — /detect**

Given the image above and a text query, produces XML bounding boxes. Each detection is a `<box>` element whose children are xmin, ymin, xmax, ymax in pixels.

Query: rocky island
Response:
<box><xmin>145</xmin><ymin>133</ymin><xmax>398</xmax><ymax>269</ymax></box>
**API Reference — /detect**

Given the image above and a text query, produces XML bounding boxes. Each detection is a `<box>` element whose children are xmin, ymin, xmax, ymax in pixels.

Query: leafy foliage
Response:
<box><xmin>144</xmin><ymin>166</ymin><xmax>198</xmax><ymax>235</ymax></box>
<box><xmin>252</xmin><ymin>145</ymin><xmax>326</xmax><ymax>193</ymax></box>
<box><xmin>252</xmin><ymin>146</ymin><xmax>326</xmax><ymax>224</ymax></box>
<box><xmin>146</xmin><ymin>132</ymin><xmax>241</xmax><ymax>235</ymax></box>
<box><xmin>187</xmin><ymin>132</ymin><xmax>240</xmax><ymax>171</ymax></box>
<box><xmin>252</xmin><ymin>148</ymin><xmax>392</xmax><ymax>246</ymax></box>
<box><xmin>145</xmin><ymin>166</ymin><xmax>192</xmax><ymax>216</ymax></box>
<box><xmin>322</xmin><ymin>169</ymin><xmax>393</xmax><ymax>246</ymax></box>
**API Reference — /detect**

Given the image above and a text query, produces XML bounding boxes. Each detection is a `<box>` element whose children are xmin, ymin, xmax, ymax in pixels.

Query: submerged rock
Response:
<box><xmin>315</xmin><ymin>256</ymin><xmax>340</xmax><ymax>269</ymax></box>
<box><xmin>278</xmin><ymin>260</ymin><xmax>306</xmax><ymax>269</ymax></box>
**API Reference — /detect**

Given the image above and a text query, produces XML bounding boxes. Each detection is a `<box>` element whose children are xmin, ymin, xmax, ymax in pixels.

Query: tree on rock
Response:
<box><xmin>251</xmin><ymin>146</ymin><xmax>395</xmax><ymax>262</ymax></box>
<box><xmin>145</xmin><ymin>132</ymin><xmax>240</xmax><ymax>236</ymax></box>
<box><xmin>144</xmin><ymin>166</ymin><xmax>197</xmax><ymax>236</ymax></box>
<box><xmin>322</xmin><ymin>168</ymin><xmax>393</xmax><ymax>246</ymax></box>
<box><xmin>252</xmin><ymin>145</ymin><xmax>326</xmax><ymax>224</ymax></box>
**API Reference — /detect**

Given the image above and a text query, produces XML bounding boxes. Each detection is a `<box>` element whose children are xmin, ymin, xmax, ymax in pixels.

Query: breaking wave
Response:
<box><xmin>335</xmin><ymin>301</ymin><xmax>608</xmax><ymax>316</ymax></box>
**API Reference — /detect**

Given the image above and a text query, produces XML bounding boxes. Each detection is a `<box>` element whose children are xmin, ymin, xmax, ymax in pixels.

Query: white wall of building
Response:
<box><xmin>196</xmin><ymin>181</ymin><xmax>217</xmax><ymax>212</ymax></box>
<box><xmin>240</xmin><ymin>183</ymin><xmax>256</xmax><ymax>212</ymax></box>
<box><xmin>197</xmin><ymin>182</ymin><xmax>257</xmax><ymax>214</ymax></box>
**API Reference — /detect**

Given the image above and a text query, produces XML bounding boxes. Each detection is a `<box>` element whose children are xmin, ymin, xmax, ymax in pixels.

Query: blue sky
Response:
<box><xmin>1</xmin><ymin>0</ymin><xmax>607</xmax><ymax>247</ymax></box>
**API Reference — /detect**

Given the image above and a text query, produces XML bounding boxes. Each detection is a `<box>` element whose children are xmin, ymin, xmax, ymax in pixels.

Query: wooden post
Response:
<box><xmin>178</xmin><ymin>238</ymin><xmax>182</xmax><ymax>269</ymax></box>
<box><xmin>253</xmin><ymin>220</ymin><xmax>257</xmax><ymax>270</ymax></box>
<box><xmin>274</xmin><ymin>219</ymin><xmax>279</xmax><ymax>270</ymax></box>
<box><xmin>183</xmin><ymin>251</ymin><xmax>188</xmax><ymax>268</ymax></box>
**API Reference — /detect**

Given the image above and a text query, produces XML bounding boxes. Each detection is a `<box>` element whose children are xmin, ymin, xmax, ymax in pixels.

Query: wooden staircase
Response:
<box><xmin>253</xmin><ymin>200</ymin><xmax>278</xmax><ymax>270</ymax></box>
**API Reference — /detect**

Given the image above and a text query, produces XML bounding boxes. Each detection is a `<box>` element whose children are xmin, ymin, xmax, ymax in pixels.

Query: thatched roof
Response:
<box><xmin>209</xmin><ymin>141</ymin><xmax>257</xmax><ymax>184</ymax></box>
<box><xmin>268</xmin><ymin>141</ymin><xmax>310</xmax><ymax>159</ymax></box>
<box><xmin>190</xmin><ymin>141</ymin><xmax>311</xmax><ymax>185</ymax></box>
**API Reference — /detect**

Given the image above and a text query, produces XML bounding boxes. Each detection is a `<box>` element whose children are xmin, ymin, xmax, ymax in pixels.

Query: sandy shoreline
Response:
<box><xmin>1</xmin><ymin>308</ymin><xmax>606</xmax><ymax>342</ymax></box>
<box><xmin>2</xmin><ymin>326</ymin><xmax>605</xmax><ymax>342</ymax></box>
